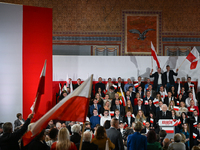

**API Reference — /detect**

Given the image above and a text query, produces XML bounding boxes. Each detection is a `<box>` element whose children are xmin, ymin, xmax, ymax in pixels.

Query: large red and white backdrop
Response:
<box><xmin>0</xmin><ymin>3</ymin><xmax>52</xmax><ymax>123</ymax></box>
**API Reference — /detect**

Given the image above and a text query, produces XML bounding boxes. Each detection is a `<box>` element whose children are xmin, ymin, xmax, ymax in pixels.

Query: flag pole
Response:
<box><xmin>151</xmin><ymin>55</ymin><xmax>153</xmax><ymax>69</ymax></box>
<box><xmin>79</xmin><ymin>74</ymin><xmax>93</xmax><ymax>150</ymax></box>
<box><xmin>177</xmin><ymin>58</ymin><xmax>187</xmax><ymax>70</ymax></box>
<box><xmin>32</xmin><ymin>92</ymin><xmax>39</xmax><ymax>114</ymax></box>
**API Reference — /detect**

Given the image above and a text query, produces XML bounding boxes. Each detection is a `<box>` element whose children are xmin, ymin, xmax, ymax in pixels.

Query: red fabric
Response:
<box><xmin>151</xmin><ymin>42</ymin><xmax>160</xmax><ymax>68</ymax></box>
<box><xmin>190</xmin><ymin>61</ymin><xmax>198</xmax><ymax>69</ymax></box>
<box><xmin>50</xmin><ymin>142</ymin><xmax>77</xmax><ymax>150</ymax></box>
<box><xmin>23</xmin><ymin>5</ymin><xmax>52</xmax><ymax>119</ymax></box>
<box><xmin>186</xmin><ymin>52</ymin><xmax>196</xmax><ymax>63</ymax></box>
<box><xmin>134</xmin><ymin>98</ymin><xmax>139</xmax><ymax>106</ymax></box>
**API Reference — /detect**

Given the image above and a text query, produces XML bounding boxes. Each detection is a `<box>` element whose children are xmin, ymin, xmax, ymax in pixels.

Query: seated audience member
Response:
<box><xmin>59</xmin><ymin>90</ymin><xmax>68</xmax><ymax>101</ymax></box>
<box><xmin>90</xmin><ymin>109</ymin><xmax>101</xmax><ymax>129</ymax></box>
<box><xmin>14</xmin><ymin>113</ymin><xmax>25</xmax><ymax>131</ymax></box>
<box><xmin>123</xmin><ymin>122</ymin><xmax>135</xmax><ymax>142</ymax></box>
<box><xmin>29</xmin><ymin>129</ymin><xmax>50</xmax><ymax>150</ymax></box>
<box><xmin>168</xmin><ymin>100</ymin><xmax>175</xmax><ymax>111</ymax></box>
<box><xmin>192</xmin><ymin>110</ymin><xmax>200</xmax><ymax>123</ymax></box>
<box><xmin>170</xmin><ymin>86</ymin><xmax>177</xmax><ymax>98</ymax></box>
<box><xmin>115</xmin><ymin>77</ymin><xmax>124</xmax><ymax>92</ymax></box>
<box><xmin>147</xmin><ymin>111</ymin><xmax>157</xmax><ymax>130</ymax></box>
<box><xmin>103</xmin><ymin>100</ymin><xmax>111</xmax><ymax>112</ymax></box>
<box><xmin>76</xmin><ymin>131</ymin><xmax>98</xmax><ymax>150</ymax></box>
<box><xmin>194</xmin><ymin>122</ymin><xmax>200</xmax><ymax>146</ymax></box>
<box><xmin>175</xmin><ymin>78</ymin><xmax>183</xmax><ymax>92</ymax></box>
<box><xmin>0</xmin><ymin>113</ymin><xmax>33</xmax><ymax>150</ymax></box>
<box><xmin>125</xmin><ymin>100</ymin><xmax>133</xmax><ymax>114</ymax></box>
<box><xmin>164</xmin><ymin>91</ymin><xmax>176</xmax><ymax>106</ymax></box>
<box><xmin>113</xmin><ymin>109</ymin><xmax>123</xmax><ymax>123</ymax></box>
<box><xmin>119</xmin><ymin>121</ymin><xmax>125</xmax><ymax>137</ymax></box>
<box><xmin>111</xmin><ymin>93</ymin><xmax>122</xmax><ymax>107</ymax></box>
<box><xmin>97</xmin><ymin>87</ymin><xmax>105</xmax><ymax>98</ymax></box>
<box><xmin>147</xmin><ymin>130</ymin><xmax>162</xmax><ymax>150</ymax></box>
<box><xmin>180</xmin><ymin>112</ymin><xmax>188</xmax><ymax>127</ymax></box>
<box><xmin>186</xmin><ymin>92</ymin><xmax>198</xmax><ymax>107</ymax></box>
<box><xmin>73</xmin><ymin>78</ymin><xmax>81</xmax><ymax>90</ymax></box>
<box><xmin>162</xmin><ymin>138</ymin><xmax>170</xmax><ymax>150</ymax></box>
<box><xmin>145</xmin><ymin>99</ymin><xmax>156</xmax><ymax>116</ymax></box>
<box><xmin>46</xmin><ymin>128</ymin><xmax>58</xmax><ymax>148</ymax></box>
<box><xmin>95</xmin><ymin>93</ymin><xmax>104</xmax><ymax>107</ymax></box>
<box><xmin>136</xmin><ymin>76</ymin><xmax>145</xmax><ymax>92</ymax></box>
<box><xmin>177</xmin><ymin>101</ymin><xmax>188</xmax><ymax>117</ymax></box>
<box><xmin>154</xmin><ymin>93</ymin><xmax>162</xmax><ymax>107</ymax></box>
<box><xmin>124</xmin><ymin>78</ymin><xmax>134</xmax><ymax>92</ymax></box>
<box><xmin>137</xmin><ymin>86</ymin><xmax>144</xmax><ymax>99</ymax></box>
<box><xmin>107</xmin><ymin>118</ymin><xmax>124</xmax><ymax>150</ymax></box>
<box><xmin>171</xmin><ymin>109</ymin><xmax>178</xmax><ymax>120</ymax></box>
<box><xmin>56</xmin><ymin>122</ymin><xmax>62</xmax><ymax>130</ymax></box>
<box><xmin>150</xmin><ymin>67</ymin><xmax>163</xmax><ymax>92</ymax></box>
<box><xmin>156</xmin><ymin>100</ymin><xmax>163</xmax><ymax>113</ymax></box>
<box><xmin>100</xmin><ymin>110</ymin><xmax>111</xmax><ymax>126</ymax></box>
<box><xmin>124</xmin><ymin>111</ymin><xmax>135</xmax><ymax>127</ymax></box>
<box><xmin>129</xmin><ymin>85</ymin><xmax>136</xmax><ymax>98</ymax></box>
<box><xmin>104</xmin><ymin>94</ymin><xmax>111</xmax><ymax>105</ymax></box>
<box><xmin>125</xmin><ymin>90</ymin><xmax>132</xmax><ymax>103</ymax></box>
<box><xmin>159</xmin><ymin>86</ymin><xmax>167</xmax><ymax>101</ymax></box>
<box><xmin>188</xmin><ymin>100</ymin><xmax>199</xmax><ymax>115</ymax></box>
<box><xmin>184</xmin><ymin>77</ymin><xmax>195</xmax><ymax>94</ymax></box>
<box><xmin>51</xmin><ymin>128</ymin><xmax>77</xmax><ymax>150</ymax></box>
<box><xmin>133</xmin><ymin>99</ymin><xmax>146</xmax><ymax>116</ymax></box>
<box><xmin>144</xmin><ymin>91</ymin><xmax>154</xmax><ymax>104</ymax></box>
<box><xmin>141</xmin><ymin>121</ymin><xmax>151</xmax><ymax>134</ymax></box>
<box><xmin>180</xmin><ymin>87</ymin><xmax>188</xmax><ymax>100</ymax></box>
<box><xmin>146</xmin><ymin>84</ymin><xmax>156</xmax><ymax>98</ymax></box>
<box><xmin>159</xmin><ymin>130</ymin><xmax>167</xmax><ymax>147</ymax></box>
<box><xmin>134</xmin><ymin>92</ymin><xmax>142</xmax><ymax>106</ymax></box>
<box><xmin>111</xmin><ymin>99</ymin><xmax>125</xmax><ymax>116</ymax></box>
<box><xmin>127</xmin><ymin>122</ymin><xmax>147</xmax><ymax>150</ymax></box>
<box><xmin>90</xmin><ymin>98</ymin><xmax>102</xmax><ymax>116</ymax></box>
<box><xmin>135</xmin><ymin>110</ymin><xmax>146</xmax><ymax>124</ymax></box>
<box><xmin>105</xmin><ymin>78</ymin><xmax>113</xmax><ymax>91</ymax></box>
<box><xmin>157</xmin><ymin>104</ymin><xmax>172</xmax><ymax>120</ymax></box>
<box><xmin>106</xmin><ymin>86</ymin><xmax>115</xmax><ymax>100</ymax></box>
<box><xmin>95</xmin><ymin>77</ymin><xmax>105</xmax><ymax>93</ymax></box>
<box><xmin>92</xmin><ymin>126</ymin><xmax>115</xmax><ymax>150</ymax></box>
<box><xmin>177</xmin><ymin>94</ymin><xmax>184</xmax><ymax>104</ymax></box>
<box><xmin>70</xmin><ymin>124</ymin><xmax>81</xmax><ymax>144</ymax></box>
<box><xmin>144</xmin><ymin>78</ymin><xmax>151</xmax><ymax>91</ymax></box>
<box><xmin>168</xmin><ymin>133</ymin><xmax>186</xmax><ymax>150</ymax></box>
<box><xmin>180</xmin><ymin>123</ymin><xmax>190</xmax><ymax>148</ymax></box>
<box><xmin>103</xmin><ymin>120</ymin><xmax>111</xmax><ymax>130</ymax></box>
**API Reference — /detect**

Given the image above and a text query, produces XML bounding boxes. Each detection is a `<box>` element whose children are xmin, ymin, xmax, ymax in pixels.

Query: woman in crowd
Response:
<box><xmin>168</xmin><ymin>100</ymin><xmax>175</xmax><ymax>111</ymax></box>
<box><xmin>100</xmin><ymin>110</ymin><xmax>111</xmax><ymax>126</ymax></box>
<box><xmin>179</xmin><ymin>112</ymin><xmax>188</xmax><ymax>129</ymax></box>
<box><xmin>153</xmin><ymin>93</ymin><xmax>162</xmax><ymax>107</ymax></box>
<box><xmin>46</xmin><ymin>128</ymin><xmax>58</xmax><ymax>148</ymax></box>
<box><xmin>103</xmin><ymin>100</ymin><xmax>111</xmax><ymax>112</ymax></box>
<box><xmin>125</xmin><ymin>100</ymin><xmax>133</xmax><ymax>114</ymax></box>
<box><xmin>146</xmin><ymin>111</ymin><xmax>157</xmax><ymax>130</ymax></box>
<box><xmin>147</xmin><ymin>130</ymin><xmax>162</xmax><ymax>150</ymax></box>
<box><xmin>177</xmin><ymin>94</ymin><xmax>184</xmax><ymax>103</ymax></box>
<box><xmin>97</xmin><ymin>87</ymin><xmax>105</xmax><ymax>98</ymax></box>
<box><xmin>177</xmin><ymin>101</ymin><xmax>188</xmax><ymax>117</ymax></box>
<box><xmin>146</xmin><ymin>99</ymin><xmax>156</xmax><ymax>116</ymax></box>
<box><xmin>180</xmin><ymin>133</ymin><xmax>189</xmax><ymax>150</ymax></box>
<box><xmin>14</xmin><ymin>113</ymin><xmax>25</xmax><ymax>131</ymax></box>
<box><xmin>135</xmin><ymin>110</ymin><xmax>146</xmax><ymax>123</ymax></box>
<box><xmin>180</xmin><ymin>123</ymin><xmax>190</xmax><ymax>148</ymax></box>
<box><xmin>103</xmin><ymin>120</ymin><xmax>111</xmax><ymax>129</ymax></box>
<box><xmin>171</xmin><ymin>109</ymin><xmax>180</xmax><ymax>133</ymax></box>
<box><xmin>134</xmin><ymin>93</ymin><xmax>142</xmax><ymax>106</ymax></box>
<box><xmin>95</xmin><ymin>93</ymin><xmax>104</xmax><ymax>107</ymax></box>
<box><xmin>51</xmin><ymin>128</ymin><xmax>77</xmax><ymax>150</ymax></box>
<box><xmin>91</xmin><ymin>126</ymin><xmax>115</xmax><ymax>150</ymax></box>
<box><xmin>170</xmin><ymin>86</ymin><xmax>177</xmax><ymax>99</ymax></box>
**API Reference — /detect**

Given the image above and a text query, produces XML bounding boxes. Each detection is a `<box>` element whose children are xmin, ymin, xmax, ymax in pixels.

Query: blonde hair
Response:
<box><xmin>56</xmin><ymin>128</ymin><xmax>71</xmax><ymax>150</ymax></box>
<box><xmin>168</xmin><ymin>100</ymin><xmax>175</xmax><ymax>111</ymax></box>
<box><xmin>136</xmin><ymin>110</ymin><xmax>146</xmax><ymax>120</ymax></box>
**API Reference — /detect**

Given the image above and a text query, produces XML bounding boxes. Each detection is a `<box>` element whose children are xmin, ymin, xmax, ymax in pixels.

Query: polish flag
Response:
<box><xmin>193</xmin><ymin>133</ymin><xmax>197</xmax><ymax>139</ymax></box>
<box><xmin>134</xmin><ymin>83</ymin><xmax>140</xmax><ymax>88</ymax></box>
<box><xmin>162</xmin><ymin>127</ymin><xmax>174</xmax><ymax>134</ymax></box>
<box><xmin>186</xmin><ymin>47</ymin><xmax>199</xmax><ymax>70</ymax></box>
<box><xmin>103</xmin><ymin>90</ymin><xmax>107</xmax><ymax>95</ymax></box>
<box><xmin>131</xmin><ymin>114</ymin><xmax>135</xmax><ymax>118</ymax></box>
<box><xmin>173</xmin><ymin>119</ymin><xmax>181</xmax><ymax>126</ymax></box>
<box><xmin>193</xmin><ymin>122</ymin><xmax>197</xmax><ymax>127</ymax></box>
<box><xmin>112</xmin><ymin>84</ymin><xmax>117</xmax><ymax>90</ymax></box>
<box><xmin>177</xmin><ymin>83</ymin><xmax>181</xmax><ymax>97</ymax></box>
<box><xmin>120</xmin><ymin>87</ymin><xmax>126</xmax><ymax>106</ymax></box>
<box><xmin>151</xmin><ymin>41</ymin><xmax>160</xmax><ymax>68</ymax></box>
<box><xmin>173</xmin><ymin>106</ymin><xmax>180</xmax><ymax>111</ymax></box>
<box><xmin>109</xmin><ymin>111</ymin><xmax>114</xmax><ymax>116</ymax></box>
<box><xmin>150</xmin><ymin>118</ymin><xmax>154</xmax><ymax>124</ymax></box>
<box><xmin>164</xmin><ymin>88</ymin><xmax>168</xmax><ymax>97</ymax></box>
<box><xmin>124</xmin><ymin>123</ymin><xmax>128</xmax><ymax>129</ymax></box>
<box><xmin>153</xmin><ymin>99</ymin><xmax>159</xmax><ymax>105</ymax></box>
<box><xmin>119</xmin><ymin>100</ymin><xmax>123</xmax><ymax>105</ymax></box>
<box><xmin>143</xmin><ymin>121</ymin><xmax>146</xmax><ymax>126</ymax></box>
<box><xmin>177</xmin><ymin>101</ymin><xmax>179</xmax><ymax>106</ymax></box>
<box><xmin>98</xmin><ymin>114</ymin><xmax>102</xmax><ymax>118</ymax></box>
<box><xmin>190</xmin><ymin>108</ymin><xmax>195</xmax><ymax>112</ymax></box>
<box><xmin>144</xmin><ymin>101</ymin><xmax>148</xmax><ymax>105</ymax></box>
<box><xmin>23</xmin><ymin>75</ymin><xmax>93</xmax><ymax>146</ymax></box>
<box><xmin>192</xmin><ymin>86</ymin><xmax>196</xmax><ymax>101</ymax></box>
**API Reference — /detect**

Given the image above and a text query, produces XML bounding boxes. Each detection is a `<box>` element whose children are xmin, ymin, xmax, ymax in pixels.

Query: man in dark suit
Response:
<box><xmin>123</xmin><ymin>111</ymin><xmax>135</xmax><ymax>127</ymax></box>
<box><xmin>133</xmin><ymin>99</ymin><xmax>146</xmax><ymax>116</ymax></box>
<box><xmin>0</xmin><ymin>113</ymin><xmax>33</xmax><ymax>150</ymax></box>
<box><xmin>146</xmin><ymin>84</ymin><xmax>156</xmax><ymax>98</ymax></box>
<box><xmin>113</xmin><ymin>109</ymin><xmax>123</xmax><ymax>123</ymax></box>
<box><xmin>76</xmin><ymin>131</ymin><xmax>98</xmax><ymax>150</ymax></box>
<box><xmin>184</xmin><ymin>77</ymin><xmax>195</xmax><ymax>95</ymax></box>
<box><xmin>95</xmin><ymin>77</ymin><xmax>105</xmax><ymax>93</ymax></box>
<box><xmin>106</xmin><ymin>118</ymin><xmax>124</xmax><ymax>150</ymax></box>
<box><xmin>125</xmin><ymin>91</ymin><xmax>134</xmax><ymax>107</ymax></box>
<box><xmin>111</xmin><ymin>99</ymin><xmax>125</xmax><ymax>116</ymax></box>
<box><xmin>73</xmin><ymin>78</ymin><xmax>81</xmax><ymax>89</ymax></box>
<box><xmin>129</xmin><ymin>86</ymin><xmax>136</xmax><ymax>106</ymax></box>
<box><xmin>192</xmin><ymin>110</ymin><xmax>200</xmax><ymax>123</ymax></box>
<box><xmin>157</xmin><ymin>104</ymin><xmax>172</xmax><ymax>120</ymax></box>
<box><xmin>115</xmin><ymin>77</ymin><xmax>124</xmax><ymax>92</ymax></box>
<box><xmin>164</xmin><ymin>91</ymin><xmax>176</xmax><ymax>106</ymax></box>
<box><xmin>145</xmin><ymin>99</ymin><xmax>156</xmax><ymax>116</ymax></box>
<box><xmin>163</xmin><ymin>65</ymin><xmax>178</xmax><ymax>91</ymax></box>
<box><xmin>143</xmin><ymin>91</ymin><xmax>154</xmax><ymax>104</ymax></box>
<box><xmin>175</xmin><ymin>78</ymin><xmax>183</xmax><ymax>93</ymax></box>
<box><xmin>89</xmin><ymin>98</ymin><xmax>102</xmax><ymax>116</ymax></box>
<box><xmin>141</xmin><ymin>121</ymin><xmax>151</xmax><ymax>134</ymax></box>
<box><xmin>136</xmin><ymin>76</ymin><xmax>145</xmax><ymax>92</ymax></box>
<box><xmin>194</xmin><ymin>122</ymin><xmax>200</xmax><ymax>146</ymax></box>
<box><xmin>150</xmin><ymin>67</ymin><xmax>164</xmax><ymax>92</ymax></box>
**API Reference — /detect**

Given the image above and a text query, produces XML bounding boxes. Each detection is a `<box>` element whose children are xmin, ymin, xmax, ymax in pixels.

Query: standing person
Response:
<box><xmin>100</xmin><ymin>110</ymin><xmax>111</xmax><ymax>126</ymax></box>
<box><xmin>92</xmin><ymin>126</ymin><xmax>115</xmax><ymax>150</ymax></box>
<box><xmin>0</xmin><ymin>113</ymin><xmax>33</xmax><ymax>150</ymax></box>
<box><xmin>106</xmin><ymin>118</ymin><xmax>124</xmax><ymax>150</ymax></box>
<box><xmin>184</xmin><ymin>77</ymin><xmax>195</xmax><ymax>95</ymax></box>
<box><xmin>115</xmin><ymin>77</ymin><xmax>124</xmax><ymax>92</ymax></box>
<box><xmin>73</xmin><ymin>78</ymin><xmax>81</xmax><ymax>90</ymax></box>
<box><xmin>90</xmin><ymin>109</ymin><xmax>101</xmax><ymax>129</ymax></box>
<box><xmin>180</xmin><ymin>123</ymin><xmax>190</xmax><ymax>148</ymax></box>
<box><xmin>150</xmin><ymin>68</ymin><xmax>164</xmax><ymax>92</ymax></box>
<box><xmin>14</xmin><ymin>113</ymin><xmax>25</xmax><ymax>131</ymax></box>
<box><xmin>163</xmin><ymin>65</ymin><xmax>178</xmax><ymax>91</ymax></box>
<box><xmin>147</xmin><ymin>130</ymin><xmax>162</xmax><ymax>150</ymax></box>
<box><xmin>127</xmin><ymin>122</ymin><xmax>147</xmax><ymax>150</ymax></box>
<box><xmin>95</xmin><ymin>77</ymin><xmax>105</xmax><ymax>93</ymax></box>
<box><xmin>168</xmin><ymin>133</ymin><xmax>186</xmax><ymax>150</ymax></box>
<box><xmin>51</xmin><ymin>128</ymin><xmax>77</xmax><ymax>150</ymax></box>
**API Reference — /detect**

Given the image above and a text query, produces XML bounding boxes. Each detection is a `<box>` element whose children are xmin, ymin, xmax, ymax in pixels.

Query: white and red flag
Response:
<box><xmin>193</xmin><ymin>133</ymin><xmax>197</xmax><ymax>139</ymax></box>
<box><xmin>162</xmin><ymin>127</ymin><xmax>174</xmax><ymax>134</ymax></box>
<box><xmin>131</xmin><ymin>114</ymin><xmax>135</xmax><ymax>118</ymax></box>
<box><xmin>194</xmin><ymin>122</ymin><xmax>197</xmax><ymax>127</ymax></box>
<box><xmin>177</xmin><ymin>83</ymin><xmax>181</xmax><ymax>97</ymax></box>
<box><xmin>120</xmin><ymin>87</ymin><xmax>126</xmax><ymax>106</ymax></box>
<box><xmin>23</xmin><ymin>75</ymin><xmax>93</xmax><ymax>146</ymax></box>
<box><xmin>112</xmin><ymin>84</ymin><xmax>117</xmax><ymax>90</ymax></box>
<box><xmin>173</xmin><ymin>106</ymin><xmax>180</xmax><ymax>111</ymax></box>
<box><xmin>134</xmin><ymin>83</ymin><xmax>140</xmax><ymax>88</ymax></box>
<box><xmin>109</xmin><ymin>111</ymin><xmax>114</xmax><ymax>116</ymax></box>
<box><xmin>151</xmin><ymin>41</ymin><xmax>160</xmax><ymax>68</ymax></box>
<box><xmin>153</xmin><ymin>99</ymin><xmax>159</xmax><ymax>105</ymax></box>
<box><xmin>150</xmin><ymin>118</ymin><xmax>154</xmax><ymax>124</ymax></box>
<box><xmin>177</xmin><ymin>101</ymin><xmax>179</xmax><ymax>106</ymax></box>
<box><xmin>186</xmin><ymin>47</ymin><xmax>199</xmax><ymax>70</ymax></box>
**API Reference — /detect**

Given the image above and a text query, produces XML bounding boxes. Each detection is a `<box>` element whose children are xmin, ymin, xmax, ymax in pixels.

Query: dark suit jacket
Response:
<box><xmin>111</xmin><ymin>105</ymin><xmax>125</xmax><ymax>116</ymax></box>
<box><xmin>125</xmin><ymin>96</ymin><xmax>134</xmax><ymax>108</ymax></box>
<box><xmin>123</xmin><ymin>117</ymin><xmax>135</xmax><ymax>127</ymax></box>
<box><xmin>150</xmin><ymin>72</ymin><xmax>164</xmax><ymax>90</ymax></box>
<box><xmin>194</xmin><ymin>128</ymin><xmax>200</xmax><ymax>146</ymax></box>
<box><xmin>145</xmin><ymin>105</ymin><xmax>156</xmax><ymax>116</ymax></box>
<box><xmin>89</xmin><ymin>104</ymin><xmax>101</xmax><ymax>116</ymax></box>
<box><xmin>164</xmin><ymin>97</ymin><xmax>176</xmax><ymax>106</ymax></box>
<box><xmin>133</xmin><ymin>105</ymin><xmax>146</xmax><ymax>116</ymax></box>
<box><xmin>95</xmin><ymin>82</ymin><xmax>105</xmax><ymax>93</ymax></box>
<box><xmin>76</xmin><ymin>142</ymin><xmax>99</xmax><ymax>150</ymax></box>
<box><xmin>112</xmin><ymin>116</ymin><xmax>124</xmax><ymax>123</ymax></box>
<box><xmin>0</xmin><ymin>118</ymin><xmax>30</xmax><ymax>150</ymax></box>
<box><xmin>163</xmin><ymin>70</ymin><xmax>178</xmax><ymax>86</ymax></box>
<box><xmin>136</xmin><ymin>82</ymin><xmax>145</xmax><ymax>92</ymax></box>
<box><xmin>115</xmin><ymin>83</ymin><xmax>124</xmax><ymax>92</ymax></box>
<box><xmin>106</xmin><ymin>127</ymin><xmax>124</xmax><ymax>150</ymax></box>
<box><xmin>70</xmin><ymin>133</ymin><xmax>81</xmax><ymax>144</ymax></box>
<box><xmin>157</xmin><ymin>110</ymin><xmax>172</xmax><ymax>120</ymax></box>
<box><xmin>73</xmin><ymin>83</ymin><xmax>81</xmax><ymax>90</ymax></box>
<box><xmin>175</xmin><ymin>83</ymin><xmax>183</xmax><ymax>92</ymax></box>
<box><xmin>184</xmin><ymin>82</ymin><xmax>195</xmax><ymax>93</ymax></box>
<box><xmin>29</xmin><ymin>140</ymin><xmax>50</xmax><ymax>150</ymax></box>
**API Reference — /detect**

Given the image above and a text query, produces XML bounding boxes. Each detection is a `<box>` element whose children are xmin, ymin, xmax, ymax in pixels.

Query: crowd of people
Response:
<box><xmin>1</xmin><ymin>65</ymin><xmax>200</xmax><ymax>150</ymax></box>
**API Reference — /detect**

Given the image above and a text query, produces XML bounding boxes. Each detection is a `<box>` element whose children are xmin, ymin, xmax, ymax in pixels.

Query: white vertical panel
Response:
<box><xmin>0</xmin><ymin>3</ymin><xmax>22</xmax><ymax>123</ymax></box>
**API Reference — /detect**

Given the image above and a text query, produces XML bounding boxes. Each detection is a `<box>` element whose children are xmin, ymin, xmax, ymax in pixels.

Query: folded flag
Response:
<box><xmin>124</xmin><ymin>122</ymin><xmax>128</xmax><ymax>129</ymax></box>
<box><xmin>194</xmin><ymin>122</ymin><xmax>197</xmax><ymax>127</ymax></box>
<box><xmin>193</xmin><ymin>133</ymin><xmax>197</xmax><ymax>139</ymax></box>
<box><xmin>109</xmin><ymin>111</ymin><xmax>114</xmax><ymax>116</ymax></box>
<box><xmin>173</xmin><ymin>106</ymin><xmax>180</xmax><ymax>111</ymax></box>
<box><xmin>144</xmin><ymin>101</ymin><xmax>148</xmax><ymax>105</ymax></box>
<box><xmin>164</xmin><ymin>88</ymin><xmax>168</xmax><ymax>97</ymax></box>
<box><xmin>153</xmin><ymin>99</ymin><xmax>159</xmax><ymax>105</ymax></box>
<box><xmin>103</xmin><ymin>90</ymin><xmax>107</xmax><ymax>95</ymax></box>
<box><xmin>134</xmin><ymin>83</ymin><xmax>140</xmax><ymax>88</ymax></box>
<box><xmin>120</xmin><ymin>87</ymin><xmax>126</xmax><ymax>106</ymax></box>
<box><xmin>186</xmin><ymin>47</ymin><xmax>199</xmax><ymax>70</ymax></box>
<box><xmin>150</xmin><ymin>118</ymin><xmax>154</xmax><ymax>124</ymax></box>
<box><xmin>177</xmin><ymin>101</ymin><xmax>179</xmax><ymax>106</ymax></box>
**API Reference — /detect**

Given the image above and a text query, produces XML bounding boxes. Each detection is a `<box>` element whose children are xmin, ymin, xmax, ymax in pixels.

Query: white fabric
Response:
<box><xmin>185</xmin><ymin>97</ymin><xmax>197</xmax><ymax>107</ymax></box>
<box><xmin>158</xmin><ymin>73</ymin><xmax>162</xmax><ymax>84</ymax></box>
<box><xmin>167</xmin><ymin>71</ymin><xmax>169</xmax><ymax>82</ymax></box>
<box><xmin>100</xmin><ymin>116</ymin><xmax>111</xmax><ymax>126</ymax></box>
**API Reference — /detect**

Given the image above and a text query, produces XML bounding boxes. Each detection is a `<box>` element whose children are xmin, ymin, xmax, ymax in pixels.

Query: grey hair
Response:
<box><xmin>71</xmin><ymin>124</ymin><xmax>81</xmax><ymax>133</ymax></box>
<box><xmin>174</xmin><ymin>133</ymin><xmax>182</xmax><ymax>142</ymax></box>
<box><xmin>83</xmin><ymin>131</ymin><xmax>92</xmax><ymax>142</ymax></box>
<box><xmin>162</xmin><ymin>104</ymin><xmax>167</xmax><ymax>108</ymax></box>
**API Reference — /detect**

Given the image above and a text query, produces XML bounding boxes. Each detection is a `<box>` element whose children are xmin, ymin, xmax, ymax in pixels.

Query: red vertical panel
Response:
<box><xmin>23</xmin><ymin>5</ymin><xmax>52</xmax><ymax>118</ymax></box>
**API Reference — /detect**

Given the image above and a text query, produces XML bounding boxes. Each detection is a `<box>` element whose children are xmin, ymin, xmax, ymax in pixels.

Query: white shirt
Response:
<box><xmin>185</xmin><ymin>97</ymin><xmax>197</xmax><ymax>107</ymax></box>
<box><xmin>100</xmin><ymin>116</ymin><xmax>111</xmax><ymax>126</ymax></box>
<box><xmin>158</xmin><ymin>73</ymin><xmax>162</xmax><ymax>84</ymax></box>
<box><xmin>195</xmin><ymin>116</ymin><xmax>198</xmax><ymax>122</ymax></box>
<box><xmin>127</xmin><ymin>117</ymin><xmax>131</xmax><ymax>126</ymax></box>
<box><xmin>138</xmin><ymin>106</ymin><xmax>141</xmax><ymax>110</ymax></box>
<box><xmin>167</xmin><ymin>71</ymin><xmax>169</xmax><ymax>82</ymax></box>
<box><xmin>118</xmin><ymin>83</ymin><xmax>121</xmax><ymax>87</ymax></box>
<box><xmin>19</xmin><ymin>119</ymin><xmax>24</xmax><ymax>125</ymax></box>
<box><xmin>146</xmin><ymin>128</ymin><xmax>149</xmax><ymax>134</ymax></box>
